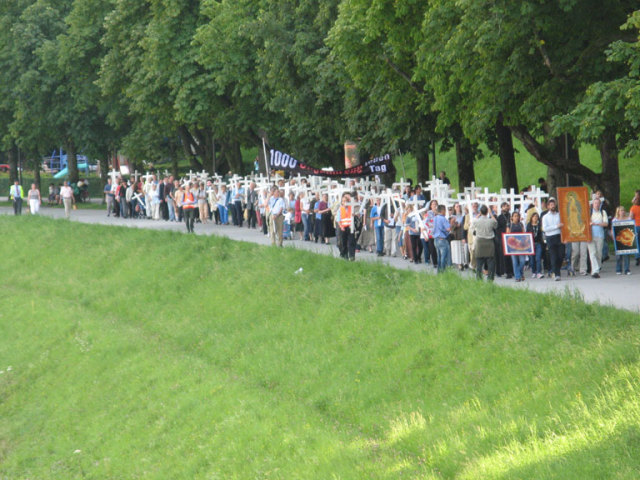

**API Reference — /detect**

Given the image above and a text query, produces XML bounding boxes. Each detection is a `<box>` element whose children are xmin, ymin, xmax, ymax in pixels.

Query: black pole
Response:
<box><xmin>431</xmin><ymin>140</ymin><xmax>436</xmax><ymax>179</ymax></box>
<box><xmin>18</xmin><ymin>148</ymin><xmax>22</xmax><ymax>185</ymax></box>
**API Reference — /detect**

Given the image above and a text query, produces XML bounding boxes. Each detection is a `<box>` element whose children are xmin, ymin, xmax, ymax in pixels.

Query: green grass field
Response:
<box><xmin>1</xmin><ymin>216</ymin><xmax>640</xmax><ymax>479</ymax></box>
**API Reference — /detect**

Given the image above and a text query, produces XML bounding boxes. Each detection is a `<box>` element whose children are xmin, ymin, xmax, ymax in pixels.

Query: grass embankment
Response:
<box><xmin>1</xmin><ymin>216</ymin><xmax>639</xmax><ymax>479</ymax></box>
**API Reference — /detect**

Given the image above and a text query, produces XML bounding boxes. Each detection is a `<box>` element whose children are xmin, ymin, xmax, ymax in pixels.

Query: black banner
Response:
<box><xmin>269</xmin><ymin>149</ymin><xmax>393</xmax><ymax>177</ymax></box>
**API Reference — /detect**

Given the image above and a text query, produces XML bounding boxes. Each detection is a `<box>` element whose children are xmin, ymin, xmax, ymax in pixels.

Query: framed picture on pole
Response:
<box><xmin>502</xmin><ymin>233</ymin><xmax>535</xmax><ymax>256</ymax></box>
<box><xmin>557</xmin><ymin>186</ymin><xmax>592</xmax><ymax>243</ymax></box>
<box><xmin>613</xmin><ymin>220</ymin><xmax>639</xmax><ymax>255</ymax></box>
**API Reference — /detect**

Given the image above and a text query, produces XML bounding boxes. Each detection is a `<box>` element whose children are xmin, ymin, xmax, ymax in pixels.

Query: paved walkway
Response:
<box><xmin>3</xmin><ymin>205</ymin><xmax>640</xmax><ymax>313</ymax></box>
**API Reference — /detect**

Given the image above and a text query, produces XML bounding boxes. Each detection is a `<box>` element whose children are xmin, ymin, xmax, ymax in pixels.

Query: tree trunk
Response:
<box><xmin>220</xmin><ymin>140</ymin><xmax>243</xmax><ymax>175</ymax></box>
<box><xmin>556</xmin><ymin>133</ymin><xmax>582</xmax><ymax>186</ymax></box>
<box><xmin>598</xmin><ymin>131</ymin><xmax>620</xmax><ymax>210</ymax></box>
<box><xmin>416</xmin><ymin>152</ymin><xmax>429</xmax><ymax>185</ymax></box>
<box><xmin>496</xmin><ymin>115</ymin><xmax>518</xmax><ymax>191</ymax></box>
<box><xmin>171</xmin><ymin>147</ymin><xmax>179</xmax><ymax>178</ymax></box>
<box><xmin>546</xmin><ymin>165</ymin><xmax>564</xmax><ymax>199</ymax></box>
<box><xmin>100</xmin><ymin>151</ymin><xmax>109</xmax><ymax>188</ymax></box>
<box><xmin>455</xmin><ymin>137</ymin><xmax>475</xmax><ymax>189</ymax></box>
<box><xmin>510</xmin><ymin>124</ymin><xmax>621</xmax><ymax>206</ymax></box>
<box><xmin>8</xmin><ymin>145</ymin><xmax>18</xmax><ymax>183</ymax></box>
<box><xmin>256</xmin><ymin>140</ymin><xmax>269</xmax><ymax>175</ymax></box>
<box><xmin>411</xmin><ymin>136</ymin><xmax>431</xmax><ymax>185</ymax></box>
<box><xmin>510</xmin><ymin>125</ymin><xmax>599</xmax><ymax>187</ymax></box>
<box><xmin>33</xmin><ymin>155</ymin><xmax>41</xmax><ymax>193</ymax></box>
<box><xmin>545</xmin><ymin>134</ymin><xmax>581</xmax><ymax>197</ymax></box>
<box><xmin>67</xmin><ymin>142</ymin><xmax>79</xmax><ymax>183</ymax></box>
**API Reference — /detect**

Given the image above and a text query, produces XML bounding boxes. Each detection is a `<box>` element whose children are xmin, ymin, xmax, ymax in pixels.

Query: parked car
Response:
<box><xmin>0</xmin><ymin>164</ymin><xmax>9</xmax><ymax>172</ymax></box>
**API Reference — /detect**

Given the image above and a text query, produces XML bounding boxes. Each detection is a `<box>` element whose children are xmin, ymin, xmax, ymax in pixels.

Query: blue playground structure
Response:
<box><xmin>43</xmin><ymin>149</ymin><xmax>92</xmax><ymax>178</ymax></box>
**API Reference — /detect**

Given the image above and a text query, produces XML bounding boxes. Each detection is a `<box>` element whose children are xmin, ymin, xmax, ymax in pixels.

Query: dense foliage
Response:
<box><xmin>0</xmin><ymin>1</ymin><xmax>638</xmax><ymax>204</ymax></box>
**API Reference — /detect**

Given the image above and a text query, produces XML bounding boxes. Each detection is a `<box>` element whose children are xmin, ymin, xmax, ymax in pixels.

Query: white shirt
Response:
<box><xmin>271</xmin><ymin>197</ymin><xmax>285</xmax><ymax>216</ymax></box>
<box><xmin>60</xmin><ymin>186</ymin><xmax>74</xmax><ymax>199</ymax></box>
<box><xmin>542</xmin><ymin>210</ymin><xmax>561</xmax><ymax>236</ymax></box>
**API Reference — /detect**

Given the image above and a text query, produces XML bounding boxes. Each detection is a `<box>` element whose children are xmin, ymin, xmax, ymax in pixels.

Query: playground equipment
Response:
<box><xmin>43</xmin><ymin>149</ymin><xmax>92</xmax><ymax>177</ymax></box>
<box><xmin>53</xmin><ymin>163</ymin><xmax>92</xmax><ymax>179</ymax></box>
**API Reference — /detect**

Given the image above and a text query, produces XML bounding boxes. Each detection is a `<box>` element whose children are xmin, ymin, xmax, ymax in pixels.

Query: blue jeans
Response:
<box><xmin>435</xmin><ymin>237</ymin><xmax>450</xmax><ymax>273</ymax></box>
<box><xmin>530</xmin><ymin>243</ymin><xmax>543</xmax><ymax>275</ymax></box>
<box><xmin>218</xmin><ymin>205</ymin><xmax>228</xmax><ymax>224</ymax></box>
<box><xmin>302</xmin><ymin>213</ymin><xmax>310</xmax><ymax>240</ymax></box>
<box><xmin>511</xmin><ymin>255</ymin><xmax>527</xmax><ymax>280</ymax></box>
<box><xmin>168</xmin><ymin>198</ymin><xmax>176</xmax><ymax>221</ymax></box>
<box><xmin>119</xmin><ymin>198</ymin><xmax>127</xmax><ymax>218</ymax></box>
<box><xmin>616</xmin><ymin>255</ymin><xmax>630</xmax><ymax>273</ymax></box>
<box><xmin>375</xmin><ymin>226</ymin><xmax>384</xmax><ymax>253</ymax></box>
<box><xmin>602</xmin><ymin>235</ymin><xmax>609</xmax><ymax>258</ymax></box>
<box><xmin>421</xmin><ymin>238</ymin><xmax>430</xmax><ymax>264</ymax></box>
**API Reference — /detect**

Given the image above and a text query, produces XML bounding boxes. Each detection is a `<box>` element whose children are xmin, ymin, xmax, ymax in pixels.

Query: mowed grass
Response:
<box><xmin>1</xmin><ymin>216</ymin><xmax>640</xmax><ymax>479</ymax></box>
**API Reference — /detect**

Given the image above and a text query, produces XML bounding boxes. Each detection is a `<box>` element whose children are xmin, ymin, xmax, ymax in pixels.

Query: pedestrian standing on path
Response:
<box><xmin>9</xmin><ymin>180</ymin><xmax>24</xmax><ymax>215</ymax></box>
<box><xmin>182</xmin><ymin>183</ymin><xmax>197</xmax><ymax>233</ymax></box>
<box><xmin>27</xmin><ymin>183</ymin><xmax>41</xmax><ymax>215</ymax></box>
<box><xmin>542</xmin><ymin>198</ymin><xmax>564</xmax><ymax>281</ymax></box>
<box><xmin>59</xmin><ymin>181</ymin><xmax>75</xmax><ymax>219</ymax></box>
<box><xmin>473</xmin><ymin>205</ymin><xmax>498</xmax><ymax>281</ymax></box>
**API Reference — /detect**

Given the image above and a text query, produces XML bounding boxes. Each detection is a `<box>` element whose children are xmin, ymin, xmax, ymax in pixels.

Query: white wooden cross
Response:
<box><xmin>132</xmin><ymin>192</ymin><xmax>147</xmax><ymax>215</ymax></box>
<box><xmin>307</xmin><ymin>175</ymin><xmax>322</xmax><ymax>190</ymax></box>
<box><xmin>328</xmin><ymin>184</ymin><xmax>346</xmax><ymax>207</ymax></box>
<box><xmin>498</xmin><ymin>188</ymin><xmax>524</xmax><ymax>213</ymax></box>
<box><xmin>463</xmin><ymin>182</ymin><xmax>483</xmax><ymax>200</ymax></box>
<box><xmin>108</xmin><ymin>168</ymin><xmax>120</xmax><ymax>184</ymax></box>
<box><xmin>404</xmin><ymin>196</ymin><xmax>426</xmax><ymax>213</ymax></box>
<box><xmin>392</xmin><ymin>178</ymin><xmax>411</xmax><ymax>193</ymax></box>
<box><xmin>525</xmin><ymin>185</ymin><xmax>548</xmax><ymax>213</ymax></box>
<box><xmin>426</xmin><ymin>178</ymin><xmax>455</xmax><ymax>204</ymax></box>
<box><xmin>255</xmin><ymin>177</ymin><xmax>272</xmax><ymax>195</ymax></box>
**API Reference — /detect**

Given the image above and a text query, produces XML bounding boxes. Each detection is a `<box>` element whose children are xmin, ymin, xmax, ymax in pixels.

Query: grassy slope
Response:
<box><xmin>398</xmin><ymin>141</ymin><xmax>639</xmax><ymax>206</ymax></box>
<box><xmin>1</xmin><ymin>217</ymin><xmax>639</xmax><ymax>479</ymax></box>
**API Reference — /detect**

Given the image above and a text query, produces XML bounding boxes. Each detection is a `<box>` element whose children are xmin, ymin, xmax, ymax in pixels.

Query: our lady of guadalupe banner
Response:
<box><xmin>269</xmin><ymin>149</ymin><xmax>394</xmax><ymax>178</ymax></box>
<box><xmin>557</xmin><ymin>186</ymin><xmax>591</xmax><ymax>243</ymax></box>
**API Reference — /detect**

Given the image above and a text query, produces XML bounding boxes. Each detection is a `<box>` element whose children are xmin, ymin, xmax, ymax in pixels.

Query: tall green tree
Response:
<box><xmin>57</xmin><ymin>0</ymin><xmax>120</xmax><ymax>184</ymax></box>
<box><xmin>328</xmin><ymin>0</ymin><xmax>439</xmax><ymax>183</ymax></box>
<box><xmin>419</xmin><ymin>0</ymin><xmax>635</xmax><ymax>201</ymax></box>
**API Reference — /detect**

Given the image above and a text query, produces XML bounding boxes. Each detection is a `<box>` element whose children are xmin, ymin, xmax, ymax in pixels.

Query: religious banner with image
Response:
<box><xmin>557</xmin><ymin>186</ymin><xmax>591</xmax><ymax>243</ymax></box>
<box><xmin>502</xmin><ymin>233</ymin><xmax>535</xmax><ymax>256</ymax></box>
<box><xmin>613</xmin><ymin>220</ymin><xmax>639</xmax><ymax>255</ymax></box>
<box><xmin>269</xmin><ymin>149</ymin><xmax>394</xmax><ymax>178</ymax></box>
<box><xmin>344</xmin><ymin>141</ymin><xmax>359</xmax><ymax>168</ymax></box>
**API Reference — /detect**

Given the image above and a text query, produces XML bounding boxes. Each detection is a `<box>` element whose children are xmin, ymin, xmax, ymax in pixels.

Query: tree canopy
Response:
<box><xmin>0</xmin><ymin>0</ymin><xmax>638</xmax><ymax>205</ymax></box>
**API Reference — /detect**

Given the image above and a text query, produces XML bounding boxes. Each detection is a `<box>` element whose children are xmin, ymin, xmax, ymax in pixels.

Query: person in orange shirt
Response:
<box><xmin>181</xmin><ymin>183</ymin><xmax>197</xmax><ymax>233</ymax></box>
<box><xmin>337</xmin><ymin>192</ymin><xmax>356</xmax><ymax>261</ymax></box>
<box><xmin>630</xmin><ymin>193</ymin><xmax>640</xmax><ymax>266</ymax></box>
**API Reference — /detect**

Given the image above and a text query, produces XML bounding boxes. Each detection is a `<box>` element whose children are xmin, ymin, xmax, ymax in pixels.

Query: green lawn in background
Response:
<box><xmin>397</xmin><ymin>140</ymin><xmax>639</xmax><ymax>206</ymax></box>
<box><xmin>1</xmin><ymin>216</ymin><xmax>639</xmax><ymax>479</ymax></box>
